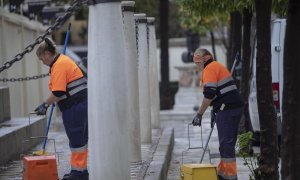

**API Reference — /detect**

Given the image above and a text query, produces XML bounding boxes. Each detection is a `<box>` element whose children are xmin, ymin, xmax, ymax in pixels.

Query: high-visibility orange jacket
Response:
<box><xmin>49</xmin><ymin>54</ymin><xmax>87</xmax><ymax>111</ymax></box>
<box><xmin>201</xmin><ymin>59</ymin><xmax>243</xmax><ymax>110</ymax></box>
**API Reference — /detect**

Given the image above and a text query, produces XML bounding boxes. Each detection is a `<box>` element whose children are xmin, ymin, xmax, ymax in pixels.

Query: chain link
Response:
<box><xmin>0</xmin><ymin>0</ymin><xmax>86</xmax><ymax>74</ymax></box>
<box><xmin>146</xmin><ymin>22</ymin><xmax>149</xmax><ymax>55</ymax></box>
<box><xmin>135</xmin><ymin>19</ymin><xmax>139</xmax><ymax>57</ymax></box>
<box><xmin>0</xmin><ymin>73</ymin><xmax>49</xmax><ymax>82</ymax></box>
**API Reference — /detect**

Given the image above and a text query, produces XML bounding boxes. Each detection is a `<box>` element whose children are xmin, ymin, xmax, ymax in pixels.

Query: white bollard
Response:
<box><xmin>88</xmin><ymin>1</ymin><xmax>130</xmax><ymax>179</ymax></box>
<box><xmin>147</xmin><ymin>17</ymin><xmax>160</xmax><ymax>129</ymax></box>
<box><xmin>121</xmin><ymin>1</ymin><xmax>142</xmax><ymax>162</ymax></box>
<box><xmin>135</xmin><ymin>13</ymin><xmax>152</xmax><ymax>143</ymax></box>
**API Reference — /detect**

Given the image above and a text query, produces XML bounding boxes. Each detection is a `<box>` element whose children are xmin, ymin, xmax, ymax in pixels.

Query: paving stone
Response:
<box><xmin>0</xmin><ymin>107</ymin><xmax>260</xmax><ymax>180</ymax></box>
<box><xmin>0</xmin><ymin>124</ymin><xmax>162</xmax><ymax>180</ymax></box>
<box><xmin>161</xmin><ymin>112</ymin><xmax>253</xmax><ymax>180</ymax></box>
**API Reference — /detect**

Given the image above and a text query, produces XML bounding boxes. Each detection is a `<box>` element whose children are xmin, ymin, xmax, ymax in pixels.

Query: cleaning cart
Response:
<box><xmin>21</xmin><ymin>111</ymin><xmax>59</xmax><ymax>180</ymax></box>
<box><xmin>179</xmin><ymin>121</ymin><xmax>218</xmax><ymax>180</ymax></box>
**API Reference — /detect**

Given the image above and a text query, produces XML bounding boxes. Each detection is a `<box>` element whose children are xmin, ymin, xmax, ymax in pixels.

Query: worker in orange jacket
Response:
<box><xmin>192</xmin><ymin>48</ymin><xmax>243</xmax><ymax>180</ymax></box>
<box><xmin>34</xmin><ymin>38</ymin><xmax>88</xmax><ymax>180</ymax></box>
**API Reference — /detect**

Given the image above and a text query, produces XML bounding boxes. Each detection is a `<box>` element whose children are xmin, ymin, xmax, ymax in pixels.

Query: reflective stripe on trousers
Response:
<box><xmin>71</xmin><ymin>145</ymin><xmax>88</xmax><ymax>171</ymax></box>
<box><xmin>216</xmin><ymin>107</ymin><xmax>242</xmax><ymax>180</ymax></box>
<box><xmin>62</xmin><ymin>100</ymin><xmax>88</xmax><ymax>172</ymax></box>
<box><xmin>217</xmin><ymin>158</ymin><xmax>237</xmax><ymax>180</ymax></box>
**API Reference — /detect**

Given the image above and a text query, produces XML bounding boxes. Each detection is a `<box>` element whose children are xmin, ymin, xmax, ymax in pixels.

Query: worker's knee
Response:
<box><xmin>62</xmin><ymin>102</ymin><xmax>88</xmax><ymax>148</ymax></box>
<box><xmin>219</xmin><ymin>143</ymin><xmax>236</xmax><ymax>158</ymax></box>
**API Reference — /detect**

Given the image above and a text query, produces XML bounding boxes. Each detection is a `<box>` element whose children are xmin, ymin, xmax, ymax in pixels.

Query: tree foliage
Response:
<box><xmin>273</xmin><ymin>0</ymin><xmax>289</xmax><ymax>17</ymax></box>
<box><xmin>178</xmin><ymin>7</ymin><xmax>229</xmax><ymax>34</ymax></box>
<box><xmin>236</xmin><ymin>132</ymin><xmax>260</xmax><ymax>180</ymax></box>
<box><xmin>177</xmin><ymin>0</ymin><xmax>254</xmax><ymax>16</ymax></box>
<box><xmin>135</xmin><ymin>0</ymin><xmax>183</xmax><ymax>37</ymax></box>
<box><xmin>135</xmin><ymin>0</ymin><xmax>159</xmax><ymax>20</ymax></box>
<box><xmin>175</xmin><ymin>0</ymin><xmax>253</xmax><ymax>34</ymax></box>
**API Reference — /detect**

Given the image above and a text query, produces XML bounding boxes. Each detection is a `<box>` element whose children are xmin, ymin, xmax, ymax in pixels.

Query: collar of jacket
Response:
<box><xmin>204</xmin><ymin>59</ymin><xmax>213</xmax><ymax>68</ymax></box>
<box><xmin>49</xmin><ymin>54</ymin><xmax>61</xmax><ymax>73</ymax></box>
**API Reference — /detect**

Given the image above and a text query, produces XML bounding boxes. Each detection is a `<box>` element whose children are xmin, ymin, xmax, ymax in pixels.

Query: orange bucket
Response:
<box><xmin>22</xmin><ymin>155</ymin><xmax>58</xmax><ymax>180</ymax></box>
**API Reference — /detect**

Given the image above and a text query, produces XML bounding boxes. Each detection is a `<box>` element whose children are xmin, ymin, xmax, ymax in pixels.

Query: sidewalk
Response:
<box><xmin>160</xmin><ymin>110</ymin><xmax>252</xmax><ymax>180</ymax></box>
<box><xmin>0</xmin><ymin>123</ymin><xmax>164</xmax><ymax>180</ymax></box>
<box><xmin>0</xmin><ymin>111</ymin><xmax>254</xmax><ymax>180</ymax></box>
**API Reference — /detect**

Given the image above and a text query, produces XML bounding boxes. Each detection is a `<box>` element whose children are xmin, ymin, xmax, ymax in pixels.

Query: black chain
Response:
<box><xmin>0</xmin><ymin>73</ymin><xmax>49</xmax><ymax>82</ymax></box>
<box><xmin>0</xmin><ymin>0</ymin><xmax>86</xmax><ymax>74</ymax></box>
<box><xmin>146</xmin><ymin>22</ymin><xmax>150</xmax><ymax>55</ymax></box>
<box><xmin>135</xmin><ymin>19</ymin><xmax>139</xmax><ymax>57</ymax></box>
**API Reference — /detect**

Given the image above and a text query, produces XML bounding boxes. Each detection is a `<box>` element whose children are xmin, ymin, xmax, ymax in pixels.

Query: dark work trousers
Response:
<box><xmin>62</xmin><ymin>99</ymin><xmax>88</xmax><ymax>150</ymax></box>
<box><xmin>216</xmin><ymin>107</ymin><xmax>243</xmax><ymax>180</ymax></box>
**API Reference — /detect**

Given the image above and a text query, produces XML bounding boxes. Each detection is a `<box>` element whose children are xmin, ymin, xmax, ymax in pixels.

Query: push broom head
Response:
<box><xmin>32</xmin><ymin>149</ymin><xmax>48</xmax><ymax>156</ymax></box>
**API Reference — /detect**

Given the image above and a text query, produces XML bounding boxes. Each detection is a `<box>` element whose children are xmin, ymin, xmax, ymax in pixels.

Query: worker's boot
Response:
<box><xmin>62</xmin><ymin>170</ymin><xmax>89</xmax><ymax>180</ymax></box>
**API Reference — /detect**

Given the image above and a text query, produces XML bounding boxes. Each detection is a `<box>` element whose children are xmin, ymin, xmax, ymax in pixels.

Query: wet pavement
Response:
<box><xmin>0</xmin><ymin>113</ymin><xmax>255</xmax><ymax>180</ymax></box>
<box><xmin>0</xmin><ymin>109</ymin><xmax>257</xmax><ymax>180</ymax></box>
<box><xmin>0</xmin><ymin>123</ymin><xmax>161</xmax><ymax>180</ymax></box>
<box><xmin>160</xmin><ymin>111</ymin><xmax>253</xmax><ymax>180</ymax></box>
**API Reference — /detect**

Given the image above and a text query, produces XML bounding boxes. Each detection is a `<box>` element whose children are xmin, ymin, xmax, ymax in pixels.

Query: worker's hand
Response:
<box><xmin>34</xmin><ymin>102</ymin><xmax>49</xmax><ymax>115</ymax></box>
<box><xmin>192</xmin><ymin>112</ymin><xmax>202</xmax><ymax>126</ymax></box>
<box><xmin>210</xmin><ymin>110</ymin><xmax>216</xmax><ymax>128</ymax></box>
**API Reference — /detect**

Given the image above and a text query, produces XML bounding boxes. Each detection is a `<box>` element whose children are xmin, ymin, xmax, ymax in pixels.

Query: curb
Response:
<box><xmin>144</xmin><ymin>127</ymin><xmax>174</xmax><ymax>180</ymax></box>
<box><xmin>0</xmin><ymin>116</ymin><xmax>46</xmax><ymax>166</ymax></box>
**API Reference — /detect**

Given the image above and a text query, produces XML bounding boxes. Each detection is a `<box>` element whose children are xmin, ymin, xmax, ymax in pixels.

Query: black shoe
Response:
<box><xmin>62</xmin><ymin>170</ymin><xmax>89</xmax><ymax>180</ymax></box>
<box><xmin>63</xmin><ymin>172</ymin><xmax>71</xmax><ymax>178</ymax></box>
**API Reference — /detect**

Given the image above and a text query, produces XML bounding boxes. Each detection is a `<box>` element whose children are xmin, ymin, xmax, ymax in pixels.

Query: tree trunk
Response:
<box><xmin>219</xmin><ymin>27</ymin><xmax>228</xmax><ymax>52</ymax></box>
<box><xmin>255</xmin><ymin>0</ymin><xmax>279</xmax><ymax>179</ymax></box>
<box><xmin>210</xmin><ymin>30</ymin><xmax>217</xmax><ymax>60</ymax></box>
<box><xmin>227</xmin><ymin>11</ymin><xmax>242</xmax><ymax>71</ymax></box>
<box><xmin>159</xmin><ymin>0</ymin><xmax>171</xmax><ymax>109</ymax></box>
<box><xmin>281</xmin><ymin>0</ymin><xmax>300</xmax><ymax>179</ymax></box>
<box><xmin>239</xmin><ymin>8</ymin><xmax>252</xmax><ymax>133</ymax></box>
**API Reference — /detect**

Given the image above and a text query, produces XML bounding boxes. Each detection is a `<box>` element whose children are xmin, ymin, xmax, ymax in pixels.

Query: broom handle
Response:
<box><xmin>63</xmin><ymin>24</ymin><xmax>71</xmax><ymax>54</ymax></box>
<box><xmin>230</xmin><ymin>52</ymin><xmax>241</xmax><ymax>75</ymax></box>
<box><xmin>42</xmin><ymin>23</ymin><xmax>71</xmax><ymax>152</ymax></box>
<box><xmin>42</xmin><ymin>104</ymin><xmax>55</xmax><ymax>151</ymax></box>
<box><xmin>200</xmin><ymin>122</ymin><xmax>215</xmax><ymax>163</ymax></box>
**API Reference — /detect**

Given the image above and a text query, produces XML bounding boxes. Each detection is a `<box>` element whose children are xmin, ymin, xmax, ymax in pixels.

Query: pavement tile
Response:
<box><xmin>1</xmin><ymin>108</ymin><xmax>256</xmax><ymax>180</ymax></box>
<box><xmin>0</xmin><ymin>123</ymin><xmax>162</xmax><ymax>180</ymax></box>
<box><xmin>161</xmin><ymin>112</ymin><xmax>252</xmax><ymax>180</ymax></box>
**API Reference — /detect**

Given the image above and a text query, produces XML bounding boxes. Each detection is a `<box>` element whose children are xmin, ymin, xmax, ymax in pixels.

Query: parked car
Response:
<box><xmin>248</xmin><ymin>19</ymin><xmax>286</xmax><ymax>142</ymax></box>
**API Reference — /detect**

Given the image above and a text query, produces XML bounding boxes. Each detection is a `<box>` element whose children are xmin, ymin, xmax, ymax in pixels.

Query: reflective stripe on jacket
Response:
<box><xmin>59</xmin><ymin>77</ymin><xmax>87</xmax><ymax>101</ymax></box>
<box><xmin>201</xmin><ymin>60</ymin><xmax>242</xmax><ymax>110</ymax></box>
